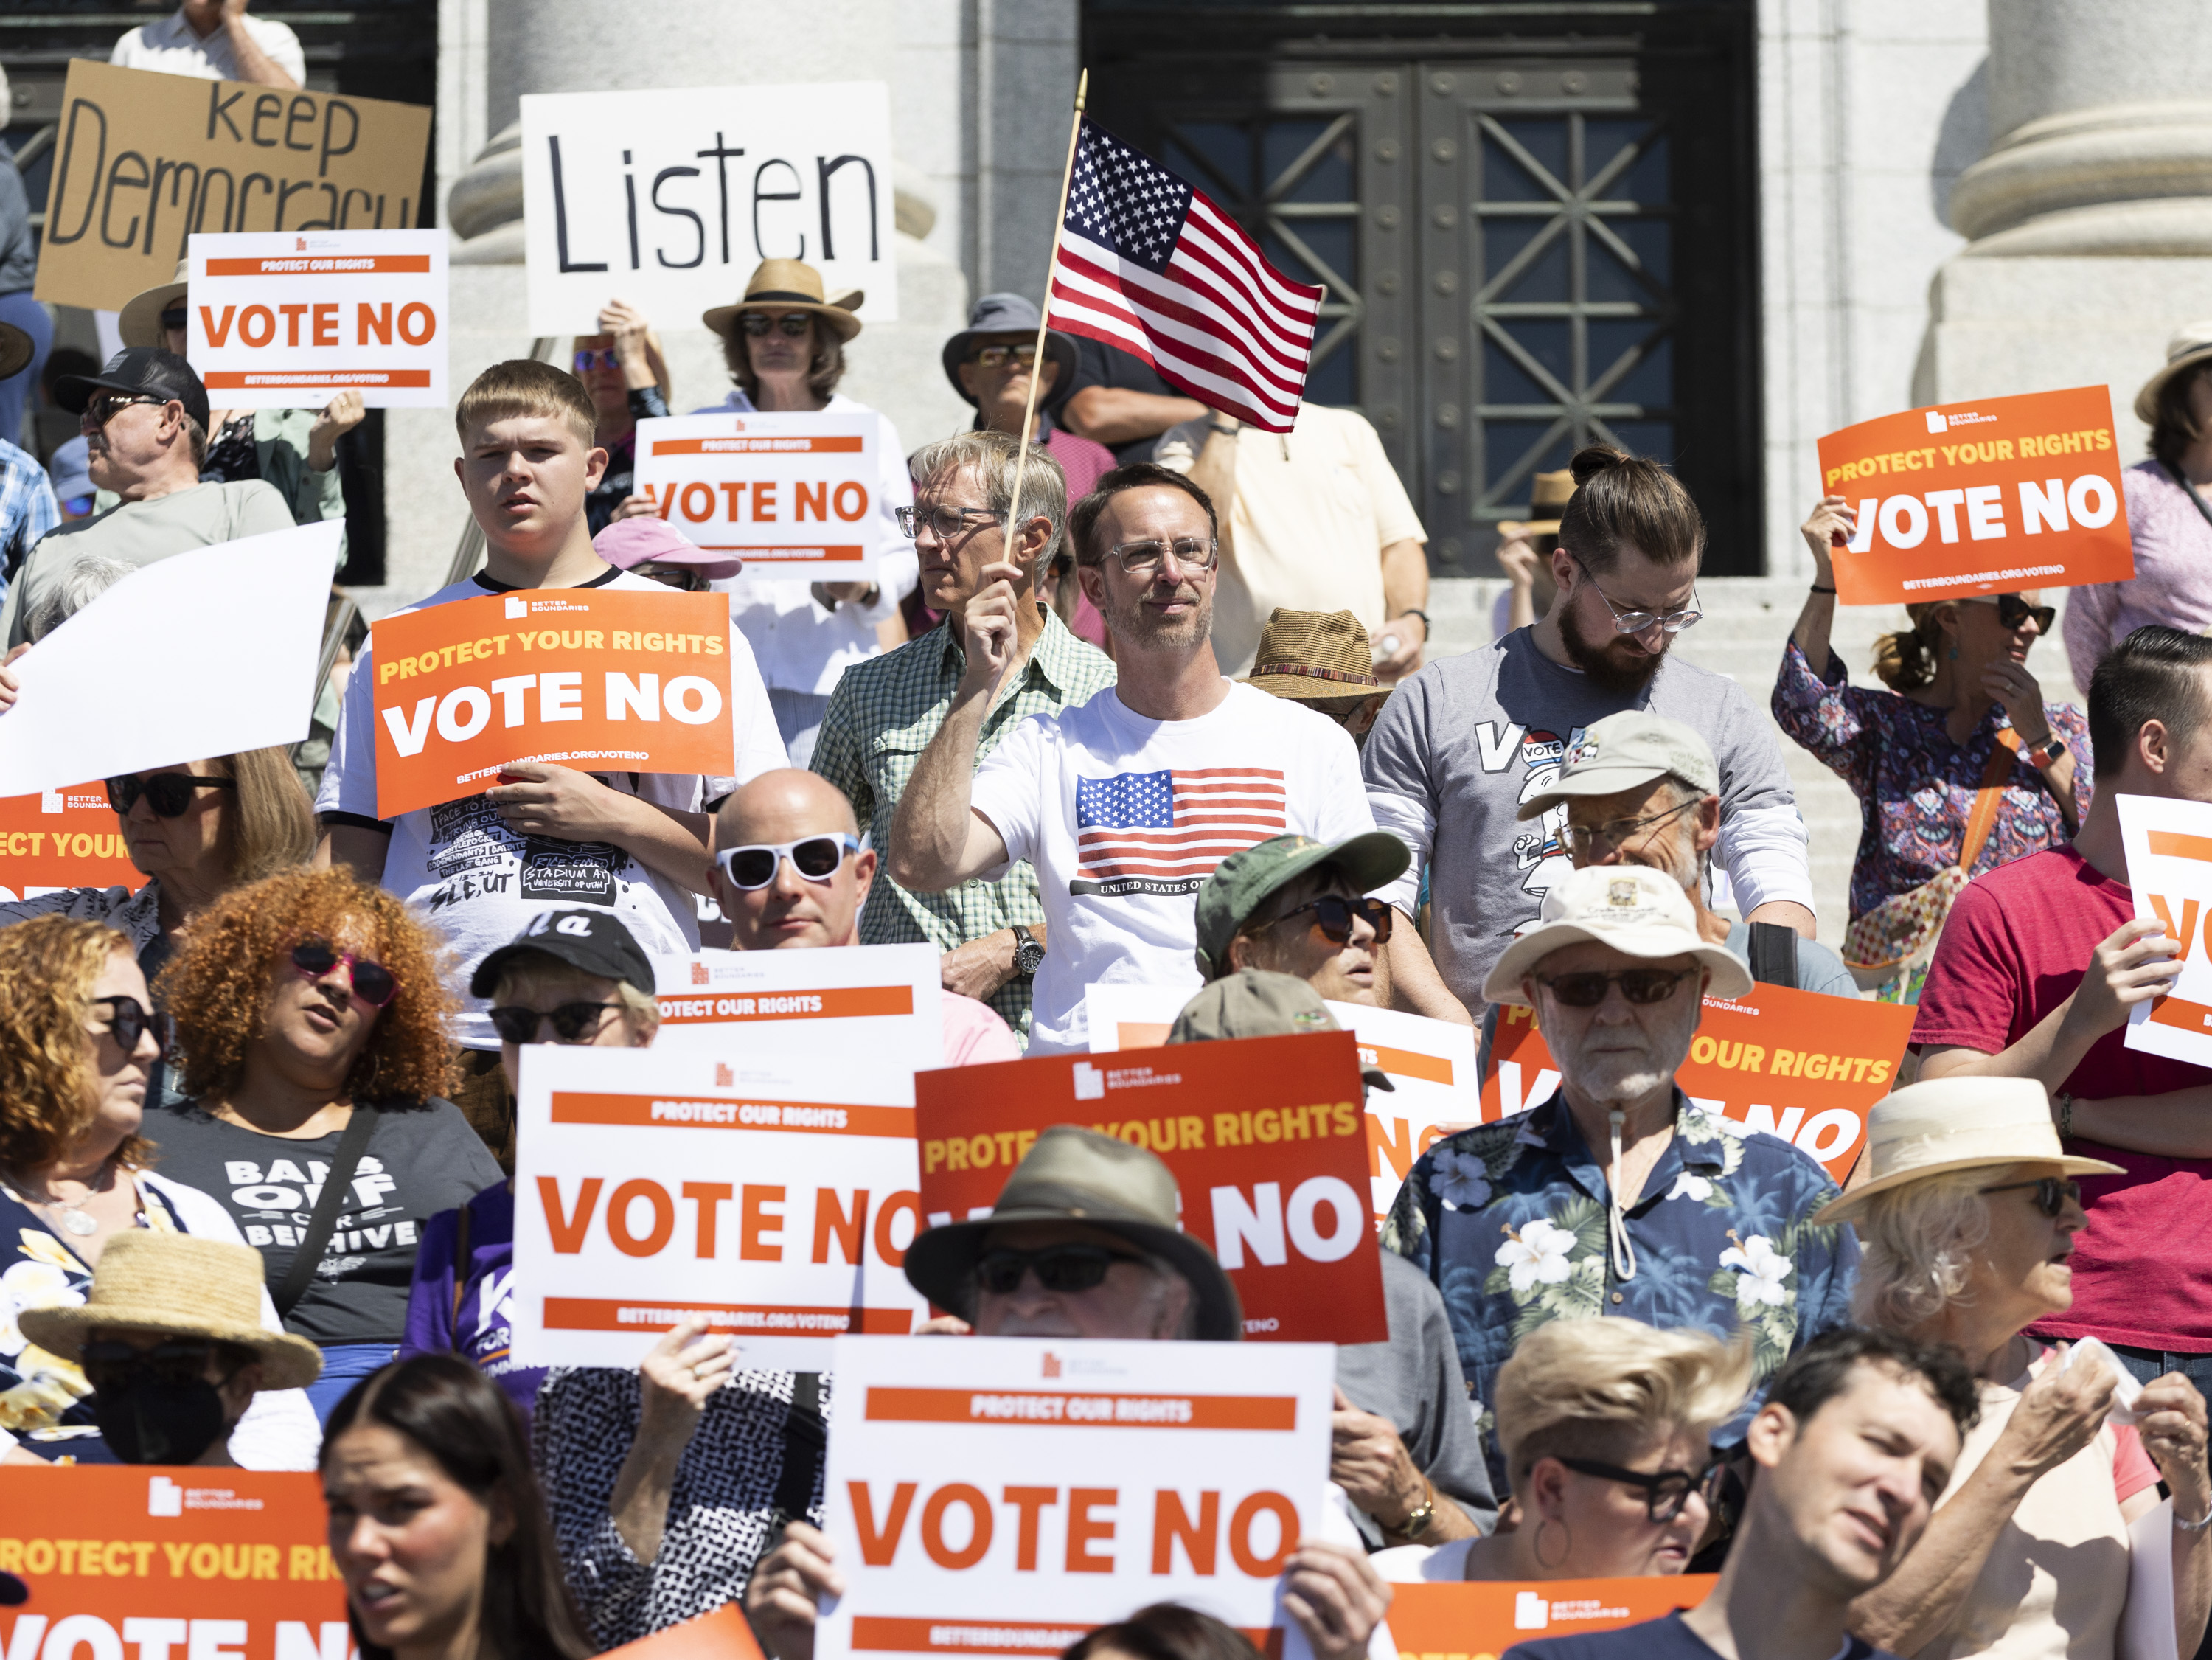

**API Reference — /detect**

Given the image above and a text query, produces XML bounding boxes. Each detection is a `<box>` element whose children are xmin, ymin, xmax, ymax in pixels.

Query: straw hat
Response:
<box><xmin>1498</xmin><ymin>468</ymin><xmax>1576</xmax><ymax>539</ymax></box>
<box><xmin>1244</xmin><ymin>608</ymin><xmax>1384</xmax><ymax>701</ymax></box>
<box><xmin>1812</xmin><ymin>1077</ymin><xmax>2124</xmax><ymax>1226</ymax></box>
<box><xmin>119</xmin><ymin>259</ymin><xmax>191</xmax><ymax>351</ymax></box>
<box><xmin>702</xmin><ymin>258</ymin><xmax>863</xmax><ymax>345</ymax></box>
<box><xmin>1482</xmin><ymin>863</ymin><xmax>1752</xmax><ymax>1007</ymax></box>
<box><xmin>2135</xmin><ymin>322</ymin><xmax>2212</xmax><ymax>425</ymax></box>
<box><xmin>18</xmin><ymin>1231</ymin><xmax>324</xmax><ymax>1389</ymax></box>
<box><xmin>0</xmin><ymin>322</ymin><xmax>31</xmax><ymax>384</ymax></box>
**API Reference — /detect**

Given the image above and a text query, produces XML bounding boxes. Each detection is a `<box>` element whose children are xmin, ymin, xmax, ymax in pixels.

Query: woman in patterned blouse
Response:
<box><xmin>1773</xmin><ymin>497</ymin><xmax>2088</xmax><ymax>923</ymax></box>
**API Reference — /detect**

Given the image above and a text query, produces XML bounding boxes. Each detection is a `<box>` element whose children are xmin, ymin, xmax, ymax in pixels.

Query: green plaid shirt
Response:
<box><xmin>812</xmin><ymin>610</ymin><xmax>1116</xmax><ymax>1038</ymax></box>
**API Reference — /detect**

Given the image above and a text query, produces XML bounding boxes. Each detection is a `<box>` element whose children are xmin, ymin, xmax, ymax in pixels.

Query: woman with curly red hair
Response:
<box><xmin>145</xmin><ymin>869</ymin><xmax>503</xmax><ymax>1422</ymax></box>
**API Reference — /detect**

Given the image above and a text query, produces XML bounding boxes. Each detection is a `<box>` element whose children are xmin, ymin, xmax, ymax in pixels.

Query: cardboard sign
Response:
<box><xmin>368</xmin><ymin>587</ymin><xmax>736</xmax><ymax>819</ymax></box>
<box><xmin>0</xmin><ymin>1466</ymin><xmax>344</xmax><ymax>1655</ymax></box>
<box><xmin>519</xmin><ymin>83</ymin><xmax>897</xmax><ymax>335</ymax></box>
<box><xmin>185</xmin><ymin>229</ymin><xmax>448</xmax><ymax>407</ymax></box>
<box><xmin>653</xmin><ymin>943</ymin><xmax>945</xmax><ymax>1070</ymax></box>
<box><xmin>0</xmin><ymin>782</ymin><xmax>145</xmax><ymax>902</ymax></box>
<box><xmin>510</xmin><ymin>1043</ymin><xmax>927</xmax><ymax>1370</ymax></box>
<box><xmin>0</xmin><ymin>526</ymin><xmax>334</xmax><ymax>799</ymax></box>
<box><xmin>1387</xmin><ymin>1575</ymin><xmax>1713</xmax><ymax>1658</ymax></box>
<box><xmin>2118</xmin><ymin>794</ymin><xmax>2212</xmax><ymax>1067</ymax></box>
<box><xmin>603</xmin><ymin>1605</ymin><xmax>767</xmax><ymax>1660</ymax></box>
<box><xmin>633</xmin><ymin>412</ymin><xmax>883</xmax><ymax>577</ymax></box>
<box><xmin>815</xmin><ymin>1335</ymin><xmax>1335</xmax><ymax>1660</ymax></box>
<box><xmin>1815</xmin><ymin>386</ymin><xmax>2132</xmax><ymax>605</ymax></box>
<box><xmin>914</xmin><ymin>1032</ymin><xmax>1388</xmax><ymax>1344</ymax></box>
<box><xmin>1478</xmin><ymin>985</ymin><xmax>1916</xmax><ymax>1184</ymax></box>
<box><xmin>1082</xmin><ymin>986</ymin><xmax>1479</xmax><ymax>1220</ymax></box>
<box><xmin>34</xmin><ymin>60</ymin><xmax>431</xmax><ymax>313</ymax></box>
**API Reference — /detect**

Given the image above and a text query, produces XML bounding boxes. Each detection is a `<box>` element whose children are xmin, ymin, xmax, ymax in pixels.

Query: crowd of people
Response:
<box><xmin>5</xmin><ymin>13</ymin><xmax>2212</xmax><ymax>1656</ymax></box>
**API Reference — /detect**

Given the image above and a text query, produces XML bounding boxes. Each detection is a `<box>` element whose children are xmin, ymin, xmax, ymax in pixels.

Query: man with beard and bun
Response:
<box><xmin>889</xmin><ymin>463</ymin><xmax>1377</xmax><ymax>1053</ymax></box>
<box><xmin>1363</xmin><ymin>446</ymin><xmax>1815</xmax><ymax>1025</ymax></box>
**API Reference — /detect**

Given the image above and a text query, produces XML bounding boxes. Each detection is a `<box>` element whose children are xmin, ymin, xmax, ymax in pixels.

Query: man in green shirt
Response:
<box><xmin>810</xmin><ymin>431</ymin><xmax>1113</xmax><ymax>1041</ymax></box>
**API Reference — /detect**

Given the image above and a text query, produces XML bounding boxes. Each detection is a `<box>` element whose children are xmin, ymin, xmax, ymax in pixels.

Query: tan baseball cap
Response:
<box><xmin>1517</xmin><ymin>709</ymin><xmax>1719</xmax><ymax>821</ymax></box>
<box><xmin>1482</xmin><ymin>864</ymin><xmax>1752</xmax><ymax>1007</ymax></box>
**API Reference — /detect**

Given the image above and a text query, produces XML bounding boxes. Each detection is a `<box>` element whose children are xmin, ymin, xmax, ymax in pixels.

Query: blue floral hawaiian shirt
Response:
<box><xmin>1382</xmin><ymin>1089</ymin><xmax>1860</xmax><ymax>1488</ymax></box>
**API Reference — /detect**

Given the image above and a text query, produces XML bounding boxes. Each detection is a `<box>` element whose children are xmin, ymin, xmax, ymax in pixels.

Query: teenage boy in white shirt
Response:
<box><xmin>889</xmin><ymin>462</ymin><xmax>1376</xmax><ymax>1053</ymax></box>
<box><xmin>319</xmin><ymin>361</ymin><xmax>783</xmax><ymax>1142</ymax></box>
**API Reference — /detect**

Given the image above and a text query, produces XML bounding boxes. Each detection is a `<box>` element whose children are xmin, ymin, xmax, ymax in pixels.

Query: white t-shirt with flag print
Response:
<box><xmin>970</xmin><ymin>680</ymin><xmax>1376</xmax><ymax>1053</ymax></box>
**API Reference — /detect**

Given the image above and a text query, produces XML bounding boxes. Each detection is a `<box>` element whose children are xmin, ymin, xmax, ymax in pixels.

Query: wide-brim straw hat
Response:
<box><xmin>119</xmin><ymin>259</ymin><xmax>191</xmax><ymax>351</ymax></box>
<box><xmin>1813</xmin><ymin>1077</ymin><xmax>2124</xmax><ymax>1226</ymax></box>
<box><xmin>2135</xmin><ymin>321</ymin><xmax>2212</xmax><ymax>425</ymax></box>
<box><xmin>0</xmin><ymin>322</ymin><xmax>31</xmax><ymax>383</ymax></box>
<box><xmin>702</xmin><ymin>258</ymin><xmax>863</xmax><ymax>345</ymax></box>
<box><xmin>1498</xmin><ymin>468</ymin><xmax>1576</xmax><ymax>538</ymax></box>
<box><xmin>902</xmin><ymin>1125</ymin><xmax>1242</xmax><ymax>1341</ymax></box>
<box><xmin>18</xmin><ymin>1230</ymin><xmax>324</xmax><ymax>1390</ymax></box>
<box><xmin>1244</xmin><ymin>608</ymin><xmax>1387</xmax><ymax>701</ymax></box>
<box><xmin>1483</xmin><ymin>863</ymin><xmax>1752</xmax><ymax>1007</ymax></box>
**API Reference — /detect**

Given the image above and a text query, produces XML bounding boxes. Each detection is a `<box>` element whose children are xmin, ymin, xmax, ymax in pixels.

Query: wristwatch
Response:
<box><xmin>1010</xmin><ymin>925</ymin><xmax>1045</xmax><ymax>978</ymax></box>
<box><xmin>1209</xmin><ymin>418</ymin><xmax>1239</xmax><ymax>439</ymax></box>
<box><xmin>2025</xmin><ymin>735</ymin><xmax>2067</xmax><ymax>770</ymax></box>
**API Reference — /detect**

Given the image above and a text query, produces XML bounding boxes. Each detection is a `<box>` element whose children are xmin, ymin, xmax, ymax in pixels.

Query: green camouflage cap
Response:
<box><xmin>1166</xmin><ymin>968</ymin><xmax>1394</xmax><ymax>1091</ymax></box>
<box><xmin>1192</xmin><ymin>831</ymin><xmax>1409</xmax><ymax>980</ymax></box>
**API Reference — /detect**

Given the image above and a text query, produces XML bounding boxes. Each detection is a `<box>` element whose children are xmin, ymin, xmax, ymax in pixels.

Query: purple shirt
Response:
<box><xmin>400</xmin><ymin>1181</ymin><xmax>541</xmax><ymax>1421</ymax></box>
<box><xmin>2064</xmin><ymin>459</ymin><xmax>2212</xmax><ymax>687</ymax></box>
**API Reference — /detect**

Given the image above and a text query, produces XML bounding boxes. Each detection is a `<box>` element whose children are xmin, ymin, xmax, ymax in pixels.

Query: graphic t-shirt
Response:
<box><xmin>970</xmin><ymin>680</ymin><xmax>1375</xmax><ymax>1052</ymax></box>
<box><xmin>316</xmin><ymin>567</ymin><xmax>787</xmax><ymax>1047</ymax></box>
<box><xmin>145</xmin><ymin>1099</ymin><xmax>508</xmax><ymax>1347</ymax></box>
<box><xmin>1913</xmin><ymin>846</ymin><xmax>2212</xmax><ymax>1350</ymax></box>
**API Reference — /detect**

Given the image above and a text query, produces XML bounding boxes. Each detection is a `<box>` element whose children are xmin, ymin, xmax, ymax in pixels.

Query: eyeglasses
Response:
<box><xmin>715</xmin><ymin>834</ymin><xmax>860</xmax><ymax>891</ymax></box>
<box><xmin>975</xmin><ymin>1243</ymin><xmax>1150</xmax><ymax>1296</ymax></box>
<box><xmin>84</xmin><ymin>392</ymin><xmax>170</xmax><ymax>428</ymax></box>
<box><xmin>1274</xmin><ymin>895</ymin><xmax>1395</xmax><ymax>946</ymax></box>
<box><xmin>897</xmin><ymin>502</ymin><xmax>1006</xmax><ymax>541</ymax></box>
<box><xmin>634</xmin><ymin>563</ymin><xmax>708</xmax><ymax>592</ymax></box>
<box><xmin>105</xmin><ymin>774</ymin><xmax>236</xmax><ymax>819</ymax></box>
<box><xmin>1980</xmin><ymin>1175</ymin><xmax>2082</xmax><ymax>1218</ymax></box>
<box><xmin>1535</xmin><ymin>966</ymin><xmax>1699</xmax><ymax>1008</ymax></box>
<box><xmin>741</xmin><ymin>312</ymin><xmax>815</xmax><ymax>338</ymax></box>
<box><xmin>1556</xmin><ymin>1455</ymin><xmax>1723</xmax><ymax>1524</ymax></box>
<box><xmin>80</xmin><ymin>1338</ymin><xmax>223</xmax><ymax>1389</ymax></box>
<box><xmin>159</xmin><ymin>307</ymin><xmax>188</xmax><ymax>333</ymax></box>
<box><xmin>1108</xmin><ymin>538</ymin><xmax>1220</xmax><ymax>578</ymax></box>
<box><xmin>971</xmin><ymin>343</ymin><xmax>1039</xmax><ymax>369</ymax></box>
<box><xmin>487</xmin><ymin>1002</ymin><xmax>624</xmax><ymax>1044</ymax></box>
<box><xmin>290</xmin><ymin>940</ymin><xmax>398</xmax><ymax>1008</ymax></box>
<box><xmin>572</xmin><ymin>347</ymin><xmax>619</xmax><ymax>372</ymax></box>
<box><xmin>1962</xmin><ymin>594</ymin><xmax>2058</xmax><ymax>634</ymax></box>
<box><xmin>89</xmin><ymin>995</ymin><xmax>173</xmax><ymax>1052</ymax></box>
<box><xmin>1572</xmin><ymin>557</ymin><xmax>1703</xmax><ymax>636</ymax></box>
<box><xmin>1563</xmin><ymin>799</ymin><xmax>1702</xmax><ymax>858</ymax></box>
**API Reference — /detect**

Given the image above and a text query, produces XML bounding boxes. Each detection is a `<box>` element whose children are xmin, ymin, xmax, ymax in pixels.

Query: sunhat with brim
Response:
<box><xmin>1243</xmin><ymin>608</ymin><xmax>1386</xmax><ymax>702</ymax></box>
<box><xmin>594</xmin><ymin>516</ymin><xmax>743</xmax><ymax>581</ymax></box>
<box><xmin>702</xmin><ymin>257</ymin><xmax>862</xmax><ymax>346</ymax></box>
<box><xmin>2136</xmin><ymin>321</ymin><xmax>2212</xmax><ymax>425</ymax></box>
<box><xmin>18</xmin><ymin>1230</ymin><xmax>323</xmax><ymax>1390</ymax></box>
<box><xmin>1517</xmin><ymin>709</ymin><xmax>1719</xmax><ymax>821</ymax></box>
<box><xmin>119</xmin><ymin>259</ymin><xmax>191</xmax><ymax>352</ymax></box>
<box><xmin>1193</xmin><ymin>831</ymin><xmax>1409</xmax><ymax>980</ymax></box>
<box><xmin>0</xmin><ymin>321</ymin><xmax>31</xmax><ymax>384</ymax></box>
<box><xmin>902</xmin><ymin>1125</ymin><xmax>1242</xmax><ymax>1341</ymax></box>
<box><xmin>1812</xmin><ymin>1077</ymin><xmax>2124</xmax><ymax>1227</ymax></box>
<box><xmin>1483</xmin><ymin>863</ymin><xmax>1752</xmax><ymax>1007</ymax></box>
<box><xmin>1498</xmin><ymin>468</ymin><xmax>1576</xmax><ymax>538</ymax></box>
<box><xmin>1166</xmin><ymin>968</ymin><xmax>1395</xmax><ymax>1093</ymax></box>
<box><xmin>942</xmin><ymin>292</ymin><xmax>1078</xmax><ymax>413</ymax></box>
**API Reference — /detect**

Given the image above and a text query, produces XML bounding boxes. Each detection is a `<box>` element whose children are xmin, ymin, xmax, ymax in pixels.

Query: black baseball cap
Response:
<box><xmin>470</xmin><ymin>909</ymin><xmax>655</xmax><ymax>999</ymax></box>
<box><xmin>55</xmin><ymin>347</ymin><xmax>211</xmax><ymax>433</ymax></box>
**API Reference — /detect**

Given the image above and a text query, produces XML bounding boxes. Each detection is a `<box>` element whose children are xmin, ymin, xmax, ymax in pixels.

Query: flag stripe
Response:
<box><xmin>1056</xmin><ymin>245</ymin><xmax>1309</xmax><ymax>395</ymax></box>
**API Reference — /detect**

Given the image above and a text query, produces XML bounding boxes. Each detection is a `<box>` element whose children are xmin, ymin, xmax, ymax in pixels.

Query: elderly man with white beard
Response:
<box><xmin>744</xmin><ymin>1127</ymin><xmax>1394</xmax><ymax>1660</ymax></box>
<box><xmin>1382</xmin><ymin>864</ymin><xmax>1861</xmax><ymax>1493</ymax></box>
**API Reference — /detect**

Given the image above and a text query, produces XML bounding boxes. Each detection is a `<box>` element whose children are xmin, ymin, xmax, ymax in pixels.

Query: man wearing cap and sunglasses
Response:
<box><xmin>1383</xmin><ymin>863</ymin><xmax>1857</xmax><ymax>1491</ymax></box>
<box><xmin>1193</xmin><ymin>831</ymin><xmax>1410</xmax><ymax>1007</ymax></box>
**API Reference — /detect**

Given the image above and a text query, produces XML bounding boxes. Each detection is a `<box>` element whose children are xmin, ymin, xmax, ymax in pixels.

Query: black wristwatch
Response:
<box><xmin>1011</xmin><ymin>925</ymin><xmax>1045</xmax><ymax>977</ymax></box>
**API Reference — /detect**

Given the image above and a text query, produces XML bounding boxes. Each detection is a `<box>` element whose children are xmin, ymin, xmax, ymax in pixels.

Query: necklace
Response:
<box><xmin>4</xmin><ymin>1164</ymin><xmax>111</xmax><ymax>1236</ymax></box>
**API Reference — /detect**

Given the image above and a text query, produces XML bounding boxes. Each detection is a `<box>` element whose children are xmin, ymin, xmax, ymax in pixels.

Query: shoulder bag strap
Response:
<box><xmin>773</xmin><ymin>1372</ymin><xmax>827</xmax><ymax>1521</ymax></box>
<box><xmin>273</xmin><ymin>1105</ymin><xmax>378</xmax><ymax>1318</ymax></box>
<box><xmin>450</xmin><ymin>1199</ymin><xmax>473</xmax><ymax>1327</ymax></box>
<box><xmin>1957</xmin><ymin>729</ymin><xmax>2023</xmax><ymax>876</ymax></box>
<box><xmin>2163</xmin><ymin>460</ymin><xmax>2212</xmax><ymax>532</ymax></box>
<box><xmin>1747</xmin><ymin>920</ymin><xmax>1800</xmax><ymax>990</ymax></box>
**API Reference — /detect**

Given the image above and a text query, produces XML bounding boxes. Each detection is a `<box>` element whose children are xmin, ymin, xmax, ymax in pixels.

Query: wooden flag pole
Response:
<box><xmin>1004</xmin><ymin>69</ymin><xmax>1088</xmax><ymax>586</ymax></box>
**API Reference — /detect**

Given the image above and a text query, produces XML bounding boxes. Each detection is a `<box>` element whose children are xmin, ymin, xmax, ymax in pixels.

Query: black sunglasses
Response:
<box><xmin>1557</xmin><ymin>1455</ymin><xmax>1723</xmax><ymax>1523</ymax></box>
<box><xmin>159</xmin><ymin>306</ymin><xmax>189</xmax><ymax>333</ymax></box>
<box><xmin>1994</xmin><ymin>594</ymin><xmax>2059</xmax><ymax>633</ymax></box>
<box><xmin>290</xmin><ymin>940</ymin><xmax>398</xmax><ymax>1008</ymax></box>
<box><xmin>1980</xmin><ymin>1175</ymin><xmax>2082</xmax><ymax>1218</ymax></box>
<box><xmin>488</xmin><ymin>1001</ymin><xmax>624</xmax><ymax>1044</ymax></box>
<box><xmin>741</xmin><ymin>313</ymin><xmax>814</xmax><ymax>338</ymax></box>
<box><xmin>1275</xmin><ymin>895</ymin><xmax>1394</xmax><ymax>946</ymax></box>
<box><xmin>80</xmin><ymin>1338</ymin><xmax>223</xmax><ymax>1387</ymax></box>
<box><xmin>1536</xmin><ymin>966</ymin><xmax>1698</xmax><ymax>1008</ymax></box>
<box><xmin>635</xmin><ymin>563</ymin><xmax>708</xmax><ymax>593</ymax></box>
<box><xmin>90</xmin><ymin>994</ymin><xmax>172</xmax><ymax>1052</ymax></box>
<box><xmin>107</xmin><ymin>773</ymin><xmax>236</xmax><ymax>819</ymax></box>
<box><xmin>975</xmin><ymin>1243</ymin><xmax>1149</xmax><ymax>1297</ymax></box>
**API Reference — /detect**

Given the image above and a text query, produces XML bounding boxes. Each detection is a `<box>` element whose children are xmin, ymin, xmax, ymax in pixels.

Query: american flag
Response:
<box><xmin>1048</xmin><ymin>119</ymin><xmax>1324</xmax><ymax>433</ymax></box>
<box><xmin>1071</xmin><ymin>767</ymin><xmax>1288</xmax><ymax>896</ymax></box>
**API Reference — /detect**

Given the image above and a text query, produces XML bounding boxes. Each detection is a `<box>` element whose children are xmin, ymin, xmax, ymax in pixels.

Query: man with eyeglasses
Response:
<box><xmin>888</xmin><ymin>462</ymin><xmax>1378</xmax><ymax>1055</ymax></box>
<box><xmin>1383</xmin><ymin>862</ymin><xmax>1857</xmax><ymax>1492</ymax></box>
<box><xmin>1363</xmin><ymin>445</ymin><xmax>1815</xmax><ymax>1029</ymax></box>
<box><xmin>707</xmin><ymin>768</ymin><xmax>1019</xmax><ymax>1064</ymax></box>
<box><xmin>1</xmin><ymin>347</ymin><xmax>299</xmax><ymax>647</ymax></box>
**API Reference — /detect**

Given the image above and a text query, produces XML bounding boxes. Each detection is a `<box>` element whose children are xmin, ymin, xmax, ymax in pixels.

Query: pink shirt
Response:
<box><xmin>942</xmin><ymin>991</ymin><xmax>1021</xmax><ymax>1066</ymax></box>
<box><xmin>2063</xmin><ymin>460</ymin><xmax>2212</xmax><ymax>687</ymax></box>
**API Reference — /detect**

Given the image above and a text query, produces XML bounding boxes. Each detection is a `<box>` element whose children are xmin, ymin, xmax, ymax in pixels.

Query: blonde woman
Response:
<box><xmin>1373</xmin><ymin>1317</ymin><xmax>1750</xmax><ymax>1583</ymax></box>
